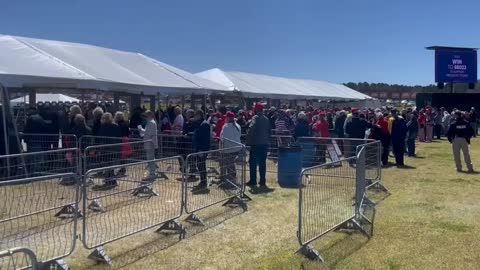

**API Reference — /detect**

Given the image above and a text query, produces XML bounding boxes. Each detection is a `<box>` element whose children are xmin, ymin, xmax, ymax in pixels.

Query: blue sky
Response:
<box><xmin>1</xmin><ymin>0</ymin><xmax>479</xmax><ymax>86</ymax></box>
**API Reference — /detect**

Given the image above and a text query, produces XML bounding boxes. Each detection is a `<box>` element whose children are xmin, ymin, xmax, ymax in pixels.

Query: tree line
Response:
<box><xmin>344</xmin><ymin>82</ymin><xmax>480</xmax><ymax>93</ymax></box>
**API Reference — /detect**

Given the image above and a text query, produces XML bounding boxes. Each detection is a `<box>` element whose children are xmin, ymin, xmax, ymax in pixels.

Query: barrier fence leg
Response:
<box><xmin>185</xmin><ymin>213</ymin><xmax>205</xmax><ymax>226</ymax></box>
<box><xmin>156</xmin><ymin>219</ymin><xmax>186</xmax><ymax>239</ymax></box>
<box><xmin>38</xmin><ymin>259</ymin><xmax>70</xmax><ymax>270</ymax></box>
<box><xmin>131</xmin><ymin>184</ymin><xmax>159</xmax><ymax>197</ymax></box>
<box><xmin>88</xmin><ymin>246</ymin><xmax>112</xmax><ymax>266</ymax></box>
<box><xmin>88</xmin><ymin>199</ymin><xmax>105</xmax><ymax>212</ymax></box>
<box><xmin>222</xmin><ymin>196</ymin><xmax>248</xmax><ymax>211</ymax></box>
<box><xmin>297</xmin><ymin>244</ymin><xmax>323</xmax><ymax>262</ymax></box>
<box><xmin>55</xmin><ymin>204</ymin><xmax>83</xmax><ymax>219</ymax></box>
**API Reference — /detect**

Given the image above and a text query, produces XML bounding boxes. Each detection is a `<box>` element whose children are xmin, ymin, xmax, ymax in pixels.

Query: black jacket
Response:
<box><xmin>117</xmin><ymin>120</ymin><xmax>130</xmax><ymax>137</ymax></box>
<box><xmin>391</xmin><ymin>117</ymin><xmax>407</xmax><ymax>140</ymax></box>
<box><xmin>346</xmin><ymin>117</ymin><xmax>373</xmax><ymax>139</ymax></box>
<box><xmin>294</xmin><ymin>119</ymin><xmax>311</xmax><ymax>139</ymax></box>
<box><xmin>335</xmin><ymin>115</ymin><xmax>346</xmax><ymax>137</ymax></box>
<box><xmin>193</xmin><ymin>120</ymin><xmax>211</xmax><ymax>152</ymax></box>
<box><xmin>447</xmin><ymin>119</ymin><xmax>474</xmax><ymax>144</ymax></box>
<box><xmin>24</xmin><ymin>113</ymin><xmax>47</xmax><ymax>136</ymax></box>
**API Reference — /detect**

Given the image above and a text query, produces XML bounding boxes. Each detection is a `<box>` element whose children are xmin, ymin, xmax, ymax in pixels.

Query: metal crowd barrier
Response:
<box><xmin>297</xmin><ymin>145</ymin><xmax>376</xmax><ymax>262</ymax></box>
<box><xmin>81</xmin><ymin>156</ymin><xmax>185</xmax><ymax>264</ymax></box>
<box><xmin>0</xmin><ymin>172</ymin><xmax>80</xmax><ymax>269</ymax></box>
<box><xmin>82</xmin><ymin>139</ymin><xmax>149</xmax><ymax>174</ymax></box>
<box><xmin>183</xmin><ymin>142</ymin><xmax>247</xmax><ymax>225</ymax></box>
<box><xmin>19</xmin><ymin>133</ymin><xmax>78</xmax><ymax>153</ymax></box>
<box><xmin>0</xmin><ymin>148</ymin><xmax>79</xmax><ymax>182</ymax></box>
<box><xmin>0</xmin><ymin>247</ymin><xmax>38</xmax><ymax>270</ymax></box>
<box><xmin>157</xmin><ymin>133</ymin><xmax>194</xmax><ymax>159</ymax></box>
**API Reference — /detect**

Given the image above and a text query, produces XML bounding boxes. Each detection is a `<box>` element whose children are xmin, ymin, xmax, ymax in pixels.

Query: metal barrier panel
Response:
<box><xmin>0</xmin><ymin>173</ymin><xmax>79</xmax><ymax>265</ymax></box>
<box><xmin>19</xmin><ymin>133</ymin><xmax>78</xmax><ymax>152</ymax></box>
<box><xmin>82</xmin><ymin>140</ymin><xmax>149</xmax><ymax>173</ymax></box>
<box><xmin>157</xmin><ymin>133</ymin><xmax>193</xmax><ymax>159</ymax></box>
<box><xmin>184</xmin><ymin>144</ymin><xmax>246</xmax><ymax>215</ymax></box>
<box><xmin>298</xmin><ymin>158</ymin><xmax>356</xmax><ymax>246</ymax></box>
<box><xmin>82</xmin><ymin>156</ymin><xmax>184</xmax><ymax>249</ymax></box>
<box><xmin>79</xmin><ymin>135</ymin><xmax>142</xmax><ymax>150</ymax></box>
<box><xmin>0</xmin><ymin>148</ymin><xmax>79</xmax><ymax>182</ymax></box>
<box><xmin>0</xmin><ymin>247</ymin><xmax>38</xmax><ymax>270</ymax></box>
<box><xmin>355</xmin><ymin>141</ymin><xmax>382</xmax><ymax>188</ymax></box>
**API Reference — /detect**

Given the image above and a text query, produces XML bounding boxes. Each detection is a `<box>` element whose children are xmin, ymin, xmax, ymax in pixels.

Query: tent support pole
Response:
<box><xmin>29</xmin><ymin>89</ymin><xmax>36</xmax><ymax>105</ymax></box>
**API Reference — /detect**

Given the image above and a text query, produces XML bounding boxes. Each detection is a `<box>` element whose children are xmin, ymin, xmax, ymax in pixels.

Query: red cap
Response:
<box><xmin>254</xmin><ymin>103</ymin><xmax>265</xmax><ymax>112</ymax></box>
<box><xmin>226</xmin><ymin>111</ymin><xmax>235</xmax><ymax>119</ymax></box>
<box><xmin>351</xmin><ymin>108</ymin><xmax>359</xmax><ymax>113</ymax></box>
<box><xmin>319</xmin><ymin>111</ymin><xmax>326</xmax><ymax>116</ymax></box>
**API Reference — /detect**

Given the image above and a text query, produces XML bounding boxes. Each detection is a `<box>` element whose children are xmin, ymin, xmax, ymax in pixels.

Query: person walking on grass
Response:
<box><xmin>246</xmin><ymin>103</ymin><xmax>271</xmax><ymax>189</ymax></box>
<box><xmin>138</xmin><ymin>111</ymin><xmax>158</xmax><ymax>181</ymax></box>
<box><xmin>447</xmin><ymin>111</ymin><xmax>475</xmax><ymax>173</ymax></box>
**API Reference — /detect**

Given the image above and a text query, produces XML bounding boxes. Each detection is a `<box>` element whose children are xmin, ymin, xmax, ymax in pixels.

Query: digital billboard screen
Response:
<box><xmin>435</xmin><ymin>50</ymin><xmax>477</xmax><ymax>83</ymax></box>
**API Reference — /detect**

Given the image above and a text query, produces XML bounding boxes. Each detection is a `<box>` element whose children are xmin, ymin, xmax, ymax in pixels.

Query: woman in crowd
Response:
<box><xmin>114</xmin><ymin>112</ymin><xmax>130</xmax><ymax>137</ymax></box>
<box><xmin>172</xmin><ymin>106</ymin><xmax>184</xmax><ymax>133</ymax></box>
<box><xmin>220</xmin><ymin>112</ymin><xmax>242</xmax><ymax>188</ymax></box>
<box><xmin>294</xmin><ymin>112</ymin><xmax>310</xmax><ymax>139</ymax></box>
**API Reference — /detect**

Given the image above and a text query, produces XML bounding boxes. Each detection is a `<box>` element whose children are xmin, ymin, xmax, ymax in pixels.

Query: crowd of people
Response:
<box><xmin>3</xmin><ymin>100</ymin><xmax>477</xmax><ymax>190</ymax></box>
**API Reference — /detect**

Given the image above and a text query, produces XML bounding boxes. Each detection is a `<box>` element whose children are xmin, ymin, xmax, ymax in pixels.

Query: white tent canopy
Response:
<box><xmin>196</xmin><ymin>68</ymin><xmax>372</xmax><ymax>101</ymax></box>
<box><xmin>11</xmin><ymin>93</ymin><xmax>80</xmax><ymax>104</ymax></box>
<box><xmin>0</xmin><ymin>35</ymin><xmax>228</xmax><ymax>95</ymax></box>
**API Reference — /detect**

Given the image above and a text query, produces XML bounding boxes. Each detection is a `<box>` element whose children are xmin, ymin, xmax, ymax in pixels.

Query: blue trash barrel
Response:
<box><xmin>298</xmin><ymin>138</ymin><xmax>317</xmax><ymax>168</ymax></box>
<box><xmin>278</xmin><ymin>145</ymin><xmax>303</xmax><ymax>187</ymax></box>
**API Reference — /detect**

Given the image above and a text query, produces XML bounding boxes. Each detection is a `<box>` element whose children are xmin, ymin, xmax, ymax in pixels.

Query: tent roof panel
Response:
<box><xmin>196</xmin><ymin>68</ymin><xmax>372</xmax><ymax>100</ymax></box>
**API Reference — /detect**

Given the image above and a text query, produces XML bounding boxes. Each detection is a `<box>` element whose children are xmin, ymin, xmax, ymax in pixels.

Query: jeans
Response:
<box><xmin>196</xmin><ymin>154</ymin><xmax>207</xmax><ymax>184</ymax></box>
<box><xmin>249</xmin><ymin>144</ymin><xmax>268</xmax><ymax>185</ymax></box>
<box><xmin>434</xmin><ymin>124</ymin><xmax>442</xmax><ymax>139</ymax></box>
<box><xmin>220</xmin><ymin>151</ymin><xmax>239</xmax><ymax>183</ymax></box>
<box><xmin>407</xmin><ymin>138</ymin><xmax>416</xmax><ymax>156</ymax></box>
<box><xmin>146</xmin><ymin>147</ymin><xmax>156</xmax><ymax>177</ymax></box>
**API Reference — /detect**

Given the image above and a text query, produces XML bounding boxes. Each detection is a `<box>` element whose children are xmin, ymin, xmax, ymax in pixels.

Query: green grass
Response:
<box><xmin>66</xmin><ymin>139</ymin><xmax>480</xmax><ymax>270</ymax></box>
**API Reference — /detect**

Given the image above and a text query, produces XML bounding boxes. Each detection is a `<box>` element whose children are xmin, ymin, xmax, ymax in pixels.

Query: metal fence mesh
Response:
<box><xmin>82</xmin><ymin>140</ymin><xmax>148</xmax><ymax>174</ymax></box>
<box><xmin>0</xmin><ymin>149</ymin><xmax>79</xmax><ymax>182</ymax></box>
<box><xmin>82</xmin><ymin>157</ymin><xmax>183</xmax><ymax>248</ymax></box>
<box><xmin>298</xmin><ymin>158</ymin><xmax>356</xmax><ymax>246</ymax></box>
<box><xmin>184</xmin><ymin>145</ymin><xmax>245</xmax><ymax>214</ymax></box>
<box><xmin>0</xmin><ymin>173</ymin><xmax>79</xmax><ymax>264</ymax></box>
<box><xmin>19</xmin><ymin>133</ymin><xmax>78</xmax><ymax>152</ymax></box>
<box><xmin>0</xmin><ymin>247</ymin><xmax>38</xmax><ymax>270</ymax></box>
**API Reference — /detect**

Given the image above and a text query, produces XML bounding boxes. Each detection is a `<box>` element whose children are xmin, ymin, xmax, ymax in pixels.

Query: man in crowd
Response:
<box><xmin>138</xmin><ymin>111</ymin><xmax>158</xmax><ymax>181</ymax></box>
<box><xmin>447</xmin><ymin>111</ymin><xmax>475</xmax><ymax>173</ymax></box>
<box><xmin>390</xmin><ymin>109</ymin><xmax>408</xmax><ymax>167</ymax></box>
<box><xmin>469</xmin><ymin>107</ymin><xmax>477</xmax><ymax>137</ymax></box>
<box><xmin>345</xmin><ymin>108</ymin><xmax>373</xmax><ymax>158</ymax></box>
<box><xmin>191</xmin><ymin>110</ymin><xmax>211</xmax><ymax>193</ymax></box>
<box><xmin>246</xmin><ymin>103</ymin><xmax>271</xmax><ymax>189</ymax></box>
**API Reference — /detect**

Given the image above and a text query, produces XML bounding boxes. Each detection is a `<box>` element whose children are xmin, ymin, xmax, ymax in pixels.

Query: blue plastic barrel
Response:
<box><xmin>278</xmin><ymin>146</ymin><xmax>303</xmax><ymax>187</ymax></box>
<box><xmin>298</xmin><ymin>138</ymin><xmax>317</xmax><ymax>168</ymax></box>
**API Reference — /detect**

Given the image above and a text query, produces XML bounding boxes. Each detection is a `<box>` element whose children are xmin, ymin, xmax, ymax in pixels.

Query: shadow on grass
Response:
<box><xmin>102</xmin><ymin>205</ymin><xmax>245</xmax><ymax>269</ymax></box>
<box><xmin>457</xmin><ymin>170</ymin><xmax>480</xmax><ymax>175</ymax></box>
<box><xmin>303</xmin><ymin>232</ymin><xmax>369</xmax><ymax>270</ymax></box>
<box><xmin>397</xmin><ymin>165</ymin><xmax>416</xmax><ymax>169</ymax></box>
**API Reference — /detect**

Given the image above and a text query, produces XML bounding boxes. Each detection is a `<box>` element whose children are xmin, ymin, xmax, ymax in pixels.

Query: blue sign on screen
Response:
<box><xmin>435</xmin><ymin>50</ymin><xmax>477</xmax><ymax>83</ymax></box>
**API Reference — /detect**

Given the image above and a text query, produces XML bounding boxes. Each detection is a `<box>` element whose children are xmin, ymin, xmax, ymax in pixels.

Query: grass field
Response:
<box><xmin>5</xmin><ymin>139</ymin><xmax>479</xmax><ymax>270</ymax></box>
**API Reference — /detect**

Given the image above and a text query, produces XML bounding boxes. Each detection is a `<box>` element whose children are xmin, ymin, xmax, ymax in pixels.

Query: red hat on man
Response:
<box><xmin>226</xmin><ymin>111</ymin><xmax>235</xmax><ymax>119</ymax></box>
<box><xmin>351</xmin><ymin>108</ymin><xmax>359</xmax><ymax>113</ymax></box>
<box><xmin>254</xmin><ymin>103</ymin><xmax>265</xmax><ymax>112</ymax></box>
